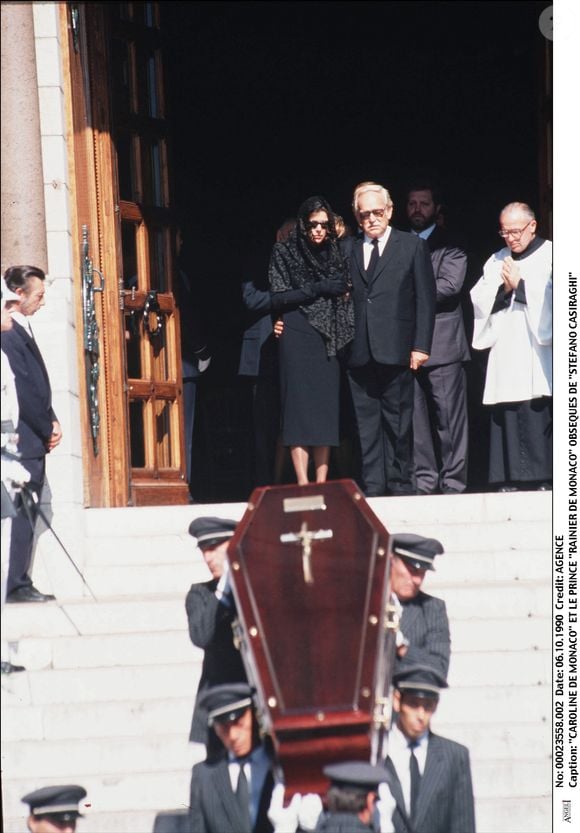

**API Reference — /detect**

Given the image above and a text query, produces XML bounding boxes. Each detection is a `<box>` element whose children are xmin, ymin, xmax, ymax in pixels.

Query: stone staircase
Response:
<box><xmin>1</xmin><ymin>490</ymin><xmax>552</xmax><ymax>833</ymax></box>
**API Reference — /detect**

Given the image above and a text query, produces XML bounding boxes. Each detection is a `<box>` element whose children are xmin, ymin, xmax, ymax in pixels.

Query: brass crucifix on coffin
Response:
<box><xmin>280</xmin><ymin>521</ymin><xmax>333</xmax><ymax>584</ymax></box>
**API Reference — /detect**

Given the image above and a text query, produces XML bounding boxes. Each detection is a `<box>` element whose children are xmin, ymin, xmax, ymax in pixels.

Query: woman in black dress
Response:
<box><xmin>268</xmin><ymin>196</ymin><xmax>353</xmax><ymax>484</ymax></box>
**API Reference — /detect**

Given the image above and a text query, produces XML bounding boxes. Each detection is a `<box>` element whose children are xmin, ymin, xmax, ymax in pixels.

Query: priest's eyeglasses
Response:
<box><xmin>498</xmin><ymin>220</ymin><xmax>532</xmax><ymax>240</ymax></box>
<box><xmin>306</xmin><ymin>220</ymin><xmax>330</xmax><ymax>230</ymax></box>
<box><xmin>359</xmin><ymin>208</ymin><xmax>386</xmax><ymax>220</ymax></box>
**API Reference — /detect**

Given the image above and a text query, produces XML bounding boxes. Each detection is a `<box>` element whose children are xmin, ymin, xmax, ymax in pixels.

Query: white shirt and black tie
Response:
<box><xmin>227</xmin><ymin>744</ymin><xmax>271</xmax><ymax>829</ymax></box>
<box><xmin>388</xmin><ymin>721</ymin><xmax>428</xmax><ymax>818</ymax></box>
<box><xmin>363</xmin><ymin>228</ymin><xmax>392</xmax><ymax>271</ymax></box>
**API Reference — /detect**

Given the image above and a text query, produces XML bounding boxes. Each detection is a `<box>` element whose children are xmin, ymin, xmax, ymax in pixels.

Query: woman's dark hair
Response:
<box><xmin>293</xmin><ymin>195</ymin><xmax>344</xmax><ymax>280</ymax></box>
<box><xmin>296</xmin><ymin>195</ymin><xmax>338</xmax><ymax>241</ymax></box>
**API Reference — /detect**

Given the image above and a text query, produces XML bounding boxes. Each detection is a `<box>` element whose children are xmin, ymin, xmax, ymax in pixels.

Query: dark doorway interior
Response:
<box><xmin>161</xmin><ymin>0</ymin><xmax>551</xmax><ymax>501</ymax></box>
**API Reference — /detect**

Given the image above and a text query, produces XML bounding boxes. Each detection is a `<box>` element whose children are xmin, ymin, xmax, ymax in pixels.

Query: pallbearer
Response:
<box><xmin>21</xmin><ymin>785</ymin><xmax>87</xmax><ymax>833</ymax></box>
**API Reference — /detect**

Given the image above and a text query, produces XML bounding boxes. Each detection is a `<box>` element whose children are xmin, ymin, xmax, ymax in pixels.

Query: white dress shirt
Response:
<box><xmin>363</xmin><ymin>227</ymin><xmax>392</xmax><ymax>268</ymax></box>
<box><xmin>10</xmin><ymin>310</ymin><xmax>34</xmax><ymax>337</ymax></box>
<box><xmin>412</xmin><ymin>223</ymin><xmax>437</xmax><ymax>241</ymax></box>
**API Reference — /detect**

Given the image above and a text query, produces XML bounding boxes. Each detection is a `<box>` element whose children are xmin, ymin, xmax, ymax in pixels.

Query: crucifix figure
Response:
<box><xmin>280</xmin><ymin>521</ymin><xmax>333</xmax><ymax>584</ymax></box>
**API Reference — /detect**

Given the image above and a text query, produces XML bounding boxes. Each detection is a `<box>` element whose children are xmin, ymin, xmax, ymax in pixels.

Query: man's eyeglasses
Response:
<box><xmin>306</xmin><ymin>220</ymin><xmax>330</xmax><ymax>230</ymax></box>
<box><xmin>498</xmin><ymin>220</ymin><xmax>532</xmax><ymax>240</ymax></box>
<box><xmin>359</xmin><ymin>208</ymin><xmax>386</xmax><ymax>220</ymax></box>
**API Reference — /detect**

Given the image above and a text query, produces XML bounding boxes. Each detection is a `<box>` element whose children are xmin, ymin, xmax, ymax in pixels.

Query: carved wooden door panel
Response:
<box><xmin>64</xmin><ymin>1</ymin><xmax>188</xmax><ymax>506</ymax></box>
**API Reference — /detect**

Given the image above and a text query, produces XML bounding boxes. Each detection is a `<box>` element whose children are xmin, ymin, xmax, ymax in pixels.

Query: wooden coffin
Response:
<box><xmin>227</xmin><ymin>479</ymin><xmax>396</xmax><ymax>794</ymax></box>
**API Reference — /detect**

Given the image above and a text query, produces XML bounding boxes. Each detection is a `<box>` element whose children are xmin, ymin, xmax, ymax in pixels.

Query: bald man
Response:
<box><xmin>470</xmin><ymin>202</ymin><xmax>552</xmax><ymax>491</ymax></box>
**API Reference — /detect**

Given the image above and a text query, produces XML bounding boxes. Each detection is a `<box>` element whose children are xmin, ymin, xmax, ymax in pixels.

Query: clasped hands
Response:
<box><xmin>500</xmin><ymin>256</ymin><xmax>521</xmax><ymax>292</ymax></box>
<box><xmin>314</xmin><ymin>277</ymin><xmax>348</xmax><ymax>298</ymax></box>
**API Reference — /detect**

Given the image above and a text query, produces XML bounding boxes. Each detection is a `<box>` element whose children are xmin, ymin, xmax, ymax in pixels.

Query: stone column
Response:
<box><xmin>1</xmin><ymin>1</ymin><xmax>48</xmax><ymax>273</ymax></box>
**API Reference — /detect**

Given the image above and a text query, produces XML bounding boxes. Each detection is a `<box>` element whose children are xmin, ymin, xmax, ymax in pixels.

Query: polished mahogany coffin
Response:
<box><xmin>227</xmin><ymin>479</ymin><xmax>397</xmax><ymax>794</ymax></box>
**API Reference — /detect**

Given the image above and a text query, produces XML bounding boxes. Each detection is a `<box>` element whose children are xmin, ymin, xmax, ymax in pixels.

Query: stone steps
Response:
<box><xmin>1</xmin><ymin>491</ymin><xmax>552</xmax><ymax>833</ymax></box>
<box><xmin>3</xmin><ymin>621</ymin><xmax>551</xmax><ymax>672</ymax></box>
<box><xmin>1</xmin><ymin>695</ymin><xmax>194</xmax><ymax>743</ymax></box>
<box><xmin>3</xmin><ymin>630</ymin><xmax>200</xmax><ymax>671</ymax></box>
<box><xmin>1</xmin><ymin>662</ymin><xmax>201</xmax><ymax>706</ymax></box>
<box><xmin>0</xmin><ymin>735</ymin><xmax>199</xmax><ymax>778</ymax></box>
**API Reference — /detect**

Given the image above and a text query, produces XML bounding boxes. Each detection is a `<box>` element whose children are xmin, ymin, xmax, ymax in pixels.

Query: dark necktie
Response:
<box><xmin>409</xmin><ymin>740</ymin><xmax>421</xmax><ymax>820</ymax></box>
<box><xmin>236</xmin><ymin>761</ymin><xmax>252</xmax><ymax>830</ymax></box>
<box><xmin>366</xmin><ymin>238</ymin><xmax>379</xmax><ymax>280</ymax></box>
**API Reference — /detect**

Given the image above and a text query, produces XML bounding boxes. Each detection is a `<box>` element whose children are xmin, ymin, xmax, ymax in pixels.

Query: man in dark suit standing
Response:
<box><xmin>384</xmin><ymin>653</ymin><xmax>475</xmax><ymax>833</ymax></box>
<box><xmin>238</xmin><ymin>219</ymin><xmax>297</xmax><ymax>487</ymax></box>
<box><xmin>406</xmin><ymin>184</ymin><xmax>470</xmax><ymax>494</ymax></box>
<box><xmin>1</xmin><ymin>265</ymin><xmax>60</xmax><ymax>603</ymax></box>
<box><xmin>390</xmin><ymin>533</ymin><xmax>450</xmax><ymax>680</ymax></box>
<box><xmin>346</xmin><ymin>182</ymin><xmax>435</xmax><ymax>496</ymax></box>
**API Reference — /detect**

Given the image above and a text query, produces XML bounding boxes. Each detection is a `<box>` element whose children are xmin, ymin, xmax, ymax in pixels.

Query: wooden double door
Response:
<box><xmin>64</xmin><ymin>1</ymin><xmax>188</xmax><ymax>506</ymax></box>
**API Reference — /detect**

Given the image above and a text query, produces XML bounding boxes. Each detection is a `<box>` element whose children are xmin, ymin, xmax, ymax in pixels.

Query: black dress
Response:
<box><xmin>268</xmin><ymin>235</ymin><xmax>352</xmax><ymax>448</ymax></box>
<box><xmin>278</xmin><ymin>306</ymin><xmax>340</xmax><ymax>446</ymax></box>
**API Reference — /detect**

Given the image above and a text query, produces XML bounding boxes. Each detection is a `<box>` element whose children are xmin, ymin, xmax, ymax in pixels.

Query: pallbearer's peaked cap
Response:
<box><xmin>199</xmin><ymin>682</ymin><xmax>254</xmax><ymax>726</ymax></box>
<box><xmin>393</xmin><ymin>650</ymin><xmax>448</xmax><ymax>698</ymax></box>
<box><xmin>21</xmin><ymin>784</ymin><xmax>87</xmax><ymax>819</ymax></box>
<box><xmin>323</xmin><ymin>761</ymin><xmax>388</xmax><ymax>791</ymax></box>
<box><xmin>188</xmin><ymin>516</ymin><xmax>237</xmax><ymax>550</ymax></box>
<box><xmin>391</xmin><ymin>532</ymin><xmax>444</xmax><ymax>571</ymax></box>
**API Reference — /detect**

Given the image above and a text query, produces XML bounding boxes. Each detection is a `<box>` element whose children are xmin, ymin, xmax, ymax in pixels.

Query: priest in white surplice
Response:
<box><xmin>470</xmin><ymin>202</ymin><xmax>552</xmax><ymax>491</ymax></box>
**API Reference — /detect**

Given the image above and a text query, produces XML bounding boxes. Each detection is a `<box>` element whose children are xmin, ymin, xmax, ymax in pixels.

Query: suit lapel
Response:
<box><xmin>13</xmin><ymin>320</ymin><xmax>50</xmax><ymax>384</ymax></box>
<box><xmin>383</xmin><ymin>756</ymin><xmax>409</xmax><ymax>829</ymax></box>
<box><xmin>254</xmin><ymin>768</ymin><xmax>275</xmax><ymax>833</ymax></box>
<box><xmin>214</xmin><ymin>760</ymin><xmax>249</xmax><ymax>832</ymax></box>
<box><xmin>370</xmin><ymin>228</ymin><xmax>400</xmax><ymax>285</ymax></box>
<box><xmin>412</xmin><ymin>733</ymin><xmax>445</xmax><ymax>832</ymax></box>
<box><xmin>353</xmin><ymin>238</ymin><xmax>367</xmax><ymax>284</ymax></box>
<box><xmin>400</xmin><ymin>598</ymin><xmax>421</xmax><ymax>643</ymax></box>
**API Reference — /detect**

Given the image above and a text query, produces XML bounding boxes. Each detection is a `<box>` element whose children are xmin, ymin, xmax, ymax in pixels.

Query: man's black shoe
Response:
<box><xmin>6</xmin><ymin>586</ymin><xmax>56</xmax><ymax>603</ymax></box>
<box><xmin>1</xmin><ymin>661</ymin><xmax>26</xmax><ymax>675</ymax></box>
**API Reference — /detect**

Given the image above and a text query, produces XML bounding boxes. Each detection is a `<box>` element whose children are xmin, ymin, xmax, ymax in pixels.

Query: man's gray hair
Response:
<box><xmin>352</xmin><ymin>181</ymin><xmax>393</xmax><ymax>214</ymax></box>
<box><xmin>500</xmin><ymin>201</ymin><xmax>536</xmax><ymax>221</ymax></box>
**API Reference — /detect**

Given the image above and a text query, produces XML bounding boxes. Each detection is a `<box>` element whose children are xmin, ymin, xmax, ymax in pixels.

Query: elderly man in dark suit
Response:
<box><xmin>384</xmin><ymin>653</ymin><xmax>475</xmax><ymax>833</ymax></box>
<box><xmin>406</xmin><ymin>184</ymin><xmax>470</xmax><ymax>494</ymax></box>
<box><xmin>1</xmin><ymin>265</ymin><xmax>60</xmax><ymax>603</ymax></box>
<box><xmin>390</xmin><ymin>533</ymin><xmax>450</xmax><ymax>680</ymax></box>
<box><xmin>346</xmin><ymin>182</ymin><xmax>435</xmax><ymax>496</ymax></box>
